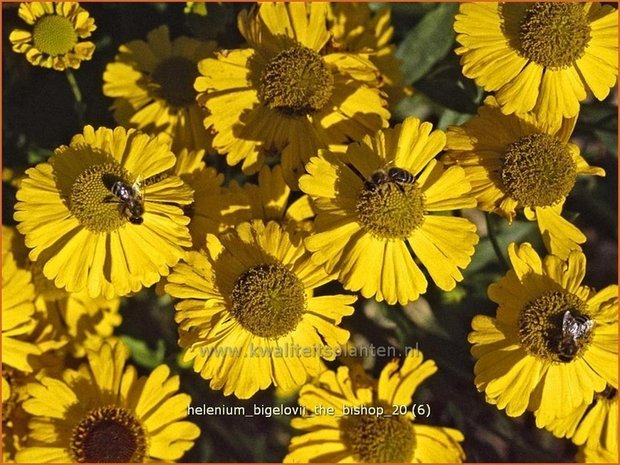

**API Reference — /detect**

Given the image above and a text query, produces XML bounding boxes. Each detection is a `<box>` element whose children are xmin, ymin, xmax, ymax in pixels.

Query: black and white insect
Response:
<box><xmin>556</xmin><ymin>310</ymin><xmax>594</xmax><ymax>362</ymax></box>
<box><xmin>102</xmin><ymin>174</ymin><xmax>145</xmax><ymax>225</ymax></box>
<box><xmin>364</xmin><ymin>167</ymin><xmax>417</xmax><ymax>192</ymax></box>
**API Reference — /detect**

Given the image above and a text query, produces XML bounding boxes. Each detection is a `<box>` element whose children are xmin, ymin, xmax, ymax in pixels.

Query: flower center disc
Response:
<box><xmin>518</xmin><ymin>290</ymin><xmax>592</xmax><ymax>363</ymax></box>
<box><xmin>33</xmin><ymin>15</ymin><xmax>78</xmax><ymax>56</ymax></box>
<box><xmin>356</xmin><ymin>181</ymin><xmax>426</xmax><ymax>239</ymax></box>
<box><xmin>70</xmin><ymin>406</ymin><xmax>147</xmax><ymax>463</ymax></box>
<box><xmin>69</xmin><ymin>162</ymin><xmax>136</xmax><ymax>233</ymax></box>
<box><xmin>519</xmin><ymin>3</ymin><xmax>591</xmax><ymax>69</ymax></box>
<box><xmin>151</xmin><ymin>56</ymin><xmax>199</xmax><ymax>108</ymax></box>
<box><xmin>341</xmin><ymin>410</ymin><xmax>416</xmax><ymax>462</ymax></box>
<box><xmin>259</xmin><ymin>45</ymin><xmax>334</xmax><ymax>116</ymax></box>
<box><xmin>230</xmin><ymin>263</ymin><xmax>306</xmax><ymax>338</ymax></box>
<box><xmin>501</xmin><ymin>133</ymin><xmax>576</xmax><ymax>208</ymax></box>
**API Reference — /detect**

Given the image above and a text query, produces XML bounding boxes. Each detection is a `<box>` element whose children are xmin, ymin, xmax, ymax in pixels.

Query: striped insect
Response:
<box><xmin>556</xmin><ymin>310</ymin><xmax>594</xmax><ymax>362</ymax></box>
<box><xmin>364</xmin><ymin>166</ymin><xmax>417</xmax><ymax>192</ymax></box>
<box><xmin>102</xmin><ymin>174</ymin><xmax>145</xmax><ymax>225</ymax></box>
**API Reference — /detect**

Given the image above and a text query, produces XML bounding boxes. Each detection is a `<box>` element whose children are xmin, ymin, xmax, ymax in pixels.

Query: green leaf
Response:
<box><xmin>120</xmin><ymin>336</ymin><xmax>166</xmax><ymax>369</ymax></box>
<box><xmin>466</xmin><ymin>217</ymin><xmax>540</xmax><ymax>275</ymax></box>
<box><xmin>186</xmin><ymin>2</ymin><xmax>235</xmax><ymax>41</ymax></box>
<box><xmin>396</xmin><ymin>3</ymin><xmax>458</xmax><ymax>85</ymax></box>
<box><xmin>415</xmin><ymin>59</ymin><xmax>483</xmax><ymax>114</ymax></box>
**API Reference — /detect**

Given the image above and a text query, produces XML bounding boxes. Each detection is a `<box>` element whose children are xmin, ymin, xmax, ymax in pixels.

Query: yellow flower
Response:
<box><xmin>327</xmin><ymin>2</ymin><xmax>411</xmax><ymax>106</ymax></box>
<box><xmin>195</xmin><ymin>2</ymin><xmax>390</xmax><ymax>187</ymax></box>
<box><xmin>2</xmin><ymin>247</ymin><xmax>41</xmax><ymax>374</ymax></box>
<box><xmin>229</xmin><ymin>164</ymin><xmax>316</xmax><ymax>238</ymax></box>
<box><xmin>4</xmin><ymin>225</ymin><xmax>121</xmax><ymax>360</ymax></box>
<box><xmin>103</xmin><ymin>25</ymin><xmax>216</xmax><ymax>152</ymax></box>
<box><xmin>454</xmin><ymin>2</ymin><xmax>618</xmax><ymax>129</ymax></box>
<box><xmin>547</xmin><ymin>386</ymin><xmax>617</xmax><ymax>457</ymax></box>
<box><xmin>469</xmin><ymin>243</ymin><xmax>618</xmax><ymax>427</ymax></box>
<box><xmin>444</xmin><ymin>96</ymin><xmax>604</xmax><ymax>259</ymax></box>
<box><xmin>300</xmin><ymin>116</ymin><xmax>478</xmax><ymax>305</ymax></box>
<box><xmin>16</xmin><ymin>341</ymin><xmax>200</xmax><ymax>462</ymax></box>
<box><xmin>14</xmin><ymin>126</ymin><xmax>193</xmax><ymax>299</ymax></box>
<box><xmin>284</xmin><ymin>350</ymin><xmax>465</xmax><ymax>463</ymax></box>
<box><xmin>9</xmin><ymin>2</ymin><xmax>96</xmax><ymax>70</ymax></box>
<box><xmin>43</xmin><ymin>293</ymin><xmax>122</xmax><ymax>358</ymax></box>
<box><xmin>165</xmin><ymin>220</ymin><xmax>356</xmax><ymax>399</ymax></box>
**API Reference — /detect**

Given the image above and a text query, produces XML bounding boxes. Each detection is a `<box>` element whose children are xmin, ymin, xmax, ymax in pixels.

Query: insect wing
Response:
<box><xmin>562</xmin><ymin>311</ymin><xmax>593</xmax><ymax>340</ymax></box>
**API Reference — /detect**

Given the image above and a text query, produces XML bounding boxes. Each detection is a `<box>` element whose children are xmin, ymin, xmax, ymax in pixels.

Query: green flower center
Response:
<box><xmin>230</xmin><ymin>263</ymin><xmax>306</xmax><ymax>338</ymax></box>
<box><xmin>150</xmin><ymin>56</ymin><xmax>199</xmax><ymax>108</ymax></box>
<box><xmin>33</xmin><ymin>15</ymin><xmax>78</xmax><ymax>57</ymax></box>
<box><xmin>69</xmin><ymin>163</ymin><xmax>140</xmax><ymax>233</ymax></box>
<box><xmin>519</xmin><ymin>3</ymin><xmax>591</xmax><ymax>69</ymax></box>
<box><xmin>341</xmin><ymin>408</ymin><xmax>416</xmax><ymax>462</ymax></box>
<box><xmin>259</xmin><ymin>45</ymin><xmax>334</xmax><ymax>116</ymax></box>
<box><xmin>70</xmin><ymin>406</ymin><xmax>147</xmax><ymax>463</ymax></box>
<box><xmin>518</xmin><ymin>290</ymin><xmax>592</xmax><ymax>363</ymax></box>
<box><xmin>356</xmin><ymin>176</ymin><xmax>426</xmax><ymax>240</ymax></box>
<box><xmin>501</xmin><ymin>133</ymin><xmax>576</xmax><ymax>208</ymax></box>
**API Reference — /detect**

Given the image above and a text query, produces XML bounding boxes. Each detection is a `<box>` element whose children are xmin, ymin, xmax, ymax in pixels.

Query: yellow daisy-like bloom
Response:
<box><xmin>195</xmin><ymin>2</ymin><xmax>390</xmax><ymax>187</ymax></box>
<box><xmin>444</xmin><ymin>96</ymin><xmax>605</xmax><ymax>259</ymax></box>
<box><xmin>469</xmin><ymin>243</ymin><xmax>618</xmax><ymax>427</ymax></box>
<box><xmin>165</xmin><ymin>220</ymin><xmax>356</xmax><ymax>399</ymax></box>
<box><xmin>300</xmin><ymin>116</ymin><xmax>478</xmax><ymax>305</ymax></box>
<box><xmin>41</xmin><ymin>293</ymin><xmax>121</xmax><ymax>358</ymax></box>
<box><xmin>4</xmin><ymin>226</ymin><xmax>122</xmax><ymax>358</ymax></box>
<box><xmin>172</xmin><ymin>149</ymin><xmax>250</xmax><ymax>251</ymax></box>
<box><xmin>327</xmin><ymin>2</ymin><xmax>410</xmax><ymax>106</ymax></box>
<box><xmin>284</xmin><ymin>350</ymin><xmax>465</xmax><ymax>463</ymax></box>
<box><xmin>2</xmin><ymin>249</ymin><xmax>41</xmax><ymax>374</ymax></box>
<box><xmin>9</xmin><ymin>2</ymin><xmax>96</xmax><ymax>70</ymax></box>
<box><xmin>14</xmin><ymin>126</ymin><xmax>193</xmax><ymax>299</ymax></box>
<box><xmin>103</xmin><ymin>25</ymin><xmax>216</xmax><ymax>152</ymax></box>
<box><xmin>229</xmin><ymin>164</ymin><xmax>316</xmax><ymax>239</ymax></box>
<box><xmin>454</xmin><ymin>2</ymin><xmax>618</xmax><ymax>129</ymax></box>
<box><xmin>2</xmin><ymin>234</ymin><xmax>68</xmax><ymax>378</ymax></box>
<box><xmin>15</xmin><ymin>341</ymin><xmax>200</xmax><ymax>462</ymax></box>
<box><xmin>547</xmin><ymin>385</ymin><xmax>617</xmax><ymax>457</ymax></box>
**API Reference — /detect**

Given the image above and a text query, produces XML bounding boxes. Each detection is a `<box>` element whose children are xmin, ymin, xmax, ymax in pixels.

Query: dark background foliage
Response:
<box><xmin>2</xmin><ymin>2</ymin><xmax>617</xmax><ymax>462</ymax></box>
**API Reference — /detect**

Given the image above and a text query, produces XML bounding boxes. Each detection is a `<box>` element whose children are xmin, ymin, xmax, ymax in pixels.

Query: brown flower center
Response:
<box><xmin>501</xmin><ymin>133</ymin><xmax>576</xmax><ymax>208</ymax></box>
<box><xmin>356</xmin><ymin>172</ymin><xmax>426</xmax><ymax>239</ymax></box>
<box><xmin>259</xmin><ymin>45</ymin><xmax>334</xmax><ymax>116</ymax></box>
<box><xmin>518</xmin><ymin>290</ymin><xmax>593</xmax><ymax>363</ymax></box>
<box><xmin>519</xmin><ymin>3</ymin><xmax>591</xmax><ymax>69</ymax></box>
<box><xmin>71</xmin><ymin>406</ymin><xmax>147</xmax><ymax>463</ymax></box>
<box><xmin>69</xmin><ymin>163</ymin><xmax>140</xmax><ymax>233</ymax></box>
<box><xmin>150</xmin><ymin>56</ymin><xmax>199</xmax><ymax>108</ymax></box>
<box><xmin>230</xmin><ymin>263</ymin><xmax>306</xmax><ymax>338</ymax></box>
<box><xmin>341</xmin><ymin>407</ymin><xmax>416</xmax><ymax>462</ymax></box>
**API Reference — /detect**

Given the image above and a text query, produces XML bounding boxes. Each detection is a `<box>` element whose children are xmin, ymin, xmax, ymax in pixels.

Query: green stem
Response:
<box><xmin>65</xmin><ymin>69</ymin><xmax>85</xmax><ymax>127</ymax></box>
<box><xmin>485</xmin><ymin>213</ymin><xmax>509</xmax><ymax>270</ymax></box>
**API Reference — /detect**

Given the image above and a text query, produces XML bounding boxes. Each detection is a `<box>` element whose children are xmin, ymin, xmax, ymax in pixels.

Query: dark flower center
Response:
<box><xmin>259</xmin><ymin>45</ymin><xmax>334</xmax><ymax>117</ymax></box>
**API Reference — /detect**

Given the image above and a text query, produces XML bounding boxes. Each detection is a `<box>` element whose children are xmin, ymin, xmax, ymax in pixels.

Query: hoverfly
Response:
<box><xmin>556</xmin><ymin>310</ymin><xmax>594</xmax><ymax>362</ymax></box>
